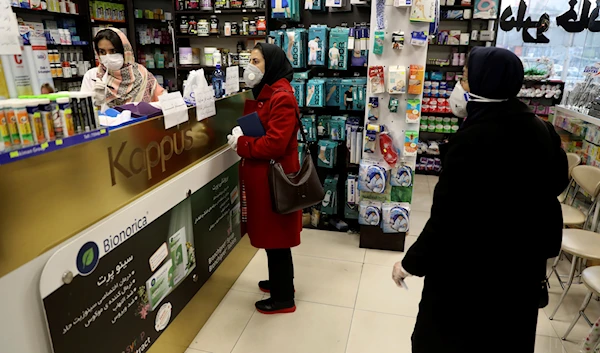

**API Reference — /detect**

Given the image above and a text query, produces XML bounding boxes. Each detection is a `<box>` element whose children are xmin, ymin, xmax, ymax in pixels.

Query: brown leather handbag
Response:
<box><xmin>268</xmin><ymin>112</ymin><xmax>324</xmax><ymax>214</ymax></box>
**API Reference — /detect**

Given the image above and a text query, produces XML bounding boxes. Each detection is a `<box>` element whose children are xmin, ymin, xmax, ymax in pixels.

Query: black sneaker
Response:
<box><xmin>255</xmin><ymin>298</ymin><xmax>296</xmax><ymax>314</ymax></box>
<box><xmin>258</xmin><ymin>280</ymin><xmax>270</xmax><ymax>293</ymax></box>
<box><xmin>258</xmin><ymin>280</ymin><xmax>295</xmax><ymax>293</ymax></box>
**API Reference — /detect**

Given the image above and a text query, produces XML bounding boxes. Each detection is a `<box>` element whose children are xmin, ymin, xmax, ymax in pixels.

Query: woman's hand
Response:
<box><xmin>392</xmin><ymin>262</ymin><xmax>411</xmax><ymax>289</ymax></box>
<box><xmin>227</xmin><ymin>126</ymin><xmax>244</xmax><ymax>151</ymax></box>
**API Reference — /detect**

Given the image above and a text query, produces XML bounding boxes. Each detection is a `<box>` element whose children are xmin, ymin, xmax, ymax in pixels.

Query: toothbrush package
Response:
<box><xmin>381</xmin><ymin>202</ymin><xmax>410</xmax><ymax>233</ymax></box>
<box><xmin>358</xmin><ymin>200</ymin><xmax>382</xmax><ymax>226</ymax></box>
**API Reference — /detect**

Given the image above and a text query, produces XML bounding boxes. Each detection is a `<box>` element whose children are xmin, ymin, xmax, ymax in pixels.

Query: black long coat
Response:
<box><xmin>402</xmin><ymin>99</ymin><xmax>569</xmax><ymax>353</ymax></box>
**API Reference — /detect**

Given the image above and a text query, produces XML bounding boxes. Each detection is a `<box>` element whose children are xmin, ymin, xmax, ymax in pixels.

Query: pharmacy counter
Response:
<box><xmin>0</xmin><ymin>91</ymin><xmax>257</xmax><ymax>353</ymax></box>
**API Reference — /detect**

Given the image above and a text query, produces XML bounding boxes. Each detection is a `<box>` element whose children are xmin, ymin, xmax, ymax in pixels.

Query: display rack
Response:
<box><xmin>11</xmin><ymin>0</ymin><xmax>96</xmax><ymax>92</ymax></box>
<box><xmin>419</xmin><ymin>1</ymin><xmax>503</xmax><ymax>175</ymax></box>
<box><xmin>173</xmin><ymin>3</ymin><xmax>269</xmax><ymax>89</ymax></box>
<box><xmin>266</xmin><ymin>5</ymin><xmax>371</xmax><ymax>233</ymax></box>
<box><xmin>132</xmin><ymin>0</ymin><xmax>177</xmax><ymax>91</ymax></box>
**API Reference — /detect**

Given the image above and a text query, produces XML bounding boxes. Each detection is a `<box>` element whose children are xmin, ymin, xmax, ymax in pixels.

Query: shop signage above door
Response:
<box><xmin>500</xmin><ymin>0</ymin><xmax>600</xmax><ymax>43</ymax></box>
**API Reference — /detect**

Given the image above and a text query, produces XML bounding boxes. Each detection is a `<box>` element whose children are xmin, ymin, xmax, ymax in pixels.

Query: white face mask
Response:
<box><xmin>101</xmin><ymin>53</ymin><xmax>124</xmax><ymax>71</ymax></box>
<box><xmin>468</xmin><ymin>92</ymin><xmax>508</xmax><ymax>103</ymax></box>
<box><xmin>243</xmin><ymin>63</ymin><xmax>264</xmax><ymax>88</ymax></box>
<box><xmin>449</xmin><ymin>82</ymin><xmax>469</xmax><ymax>118</ymax></box>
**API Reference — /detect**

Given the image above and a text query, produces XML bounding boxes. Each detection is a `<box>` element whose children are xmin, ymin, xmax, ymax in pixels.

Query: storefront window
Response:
<box><xmin>497</xmin><ymin>0</ymin><xmax>600</xmax><ymax>88</ymax></box>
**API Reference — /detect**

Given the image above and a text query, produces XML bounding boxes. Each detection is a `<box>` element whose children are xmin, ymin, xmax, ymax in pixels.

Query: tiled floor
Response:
<box><xmin>187</xmin><ymin>175</ymin><xmax>597</xmax><ymax>353</ymax></box>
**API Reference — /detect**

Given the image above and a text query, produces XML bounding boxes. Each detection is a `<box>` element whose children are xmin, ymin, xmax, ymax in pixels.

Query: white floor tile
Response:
<box><xmin>538</xmin><ymin>309</ymin><xmax>559</xmax><ymax>337</ymax></box>
<box><xmin>410</xmin><ymin>191</ymin><xmax>433</xmax><ymax>212</ymax></box>
<box><xmin>364</xmin><ymin>236</ymin><xmax>417</xmax><ymax>267</ymax></box>
<box><xmin>409</xmin><ymin>211</ymin><xmax>429</xmax><ymax>236</ymax></box>
<box><xmin>185</xmin><ymin>349</ymin><xmax>212</xmax><ymax>353</ymax></box>
<box><xmin>231</xmin><ymin>250</ymin><xmax>268</xmax><ymax>294</ymax></box>
<box><xmin>293</xmin><ymin>229</ymin><xmax>366</xmax><ymax>263</ymax></box>
<box><xmin>355</xmin><ymin>264</ymin><xmax>424</xmax><ymax>317</ymax></box>
<box><xmin>544</xmin><ymin>260</ymin><xmax>600</xmax><ymax>344</ymax></box>
<box><xmin>414</xmin><ymin>175</ymin><xmax>428</xmax><ymax>185</ymax></box>
<box><xmin>535</xmin><ymin>336</ymin><xmax>567</xmax><ymax>353</ymax></box>
<box><xmin>412</xmin><ymin>179</ymin><xmax>430</xmax><ymax>194</ymax></box>
<box><xmin>231</xmin><ymin>301</ymin><xmax>353</xmax><ymax>353</ymax></box>
<box><xmin>233</xmin><ymin>250</ymin><xmax>362</xmax><ymax>308</ymax></box>
<box><xmin>427</xmin><ymin>175</ymin><xmax>439</xmax><ymax>191</ymax></box>
<box><xmin>346</xmin><ymin>310</ymin><xmax>415</xmax><ymax>353</ymax></box>
<box><xmin>293</xmin><ymin>254</ymin><xmax>363</xmax><ymax>308</ymax></box>
<box><xmin>189</xmin><ymin>290</ymin><xmax>262</xmax><ymax>353</ymax></box>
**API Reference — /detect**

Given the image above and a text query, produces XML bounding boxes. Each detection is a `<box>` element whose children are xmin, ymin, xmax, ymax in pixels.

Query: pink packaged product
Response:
<box><xmin>535</xmin><ymin>105</ymin><xmax>549</xmax><ymax>115</ymax></box>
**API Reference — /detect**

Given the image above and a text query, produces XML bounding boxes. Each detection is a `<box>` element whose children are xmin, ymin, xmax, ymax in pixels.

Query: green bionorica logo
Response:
<box><xmin>76</xmin><ymin>242</ymin><xmax>100</xmax><ymax>276</ymax></box>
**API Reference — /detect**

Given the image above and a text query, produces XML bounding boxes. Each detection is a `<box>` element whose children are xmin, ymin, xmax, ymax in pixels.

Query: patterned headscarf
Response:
<box><xmin>95</xmin><ymin>28</ymin><xmax>164</xmax><ymax>107</ymax></box>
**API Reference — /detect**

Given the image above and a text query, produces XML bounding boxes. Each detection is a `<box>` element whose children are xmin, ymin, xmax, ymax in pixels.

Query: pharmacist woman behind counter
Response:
<box><xmin>81</xmin><ymin>28</ymin><xmax>164</xmax><ymax>110</ymax></box>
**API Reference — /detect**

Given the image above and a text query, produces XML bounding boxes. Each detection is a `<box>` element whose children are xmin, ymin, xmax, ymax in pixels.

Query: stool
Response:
<box><xmin>549</xmin><ymin>229</ymin><xmax>600</xmax><ymax>320</ymax></box>
<box><xmin>562</xmin><ymin>266</ymin><xmax>600</xmax><ymax>340</ymax></box>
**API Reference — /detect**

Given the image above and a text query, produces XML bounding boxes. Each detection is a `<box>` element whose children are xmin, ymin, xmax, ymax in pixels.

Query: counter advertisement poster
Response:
<box><xmin>41</xmin><ymin>163</ymin><xmax>240</xmax><ymax>353</ymax></box>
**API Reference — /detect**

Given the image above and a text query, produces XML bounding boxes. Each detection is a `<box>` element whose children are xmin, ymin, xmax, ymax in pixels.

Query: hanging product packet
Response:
<box><xmin>368</xmin><ymin>66</ymin><xmax>385</xmax><ymax>94</ymax></box>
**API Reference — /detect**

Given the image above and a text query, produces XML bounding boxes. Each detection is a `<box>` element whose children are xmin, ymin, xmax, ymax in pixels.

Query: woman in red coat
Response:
<box><xmin>227</xmin><ymin>43</ymin><xmax>301</xmax><ymax>314</ymax></box>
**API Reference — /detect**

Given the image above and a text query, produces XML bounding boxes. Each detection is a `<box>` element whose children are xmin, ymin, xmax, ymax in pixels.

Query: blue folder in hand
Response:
<box><xmin>237</xmin><ymin>112</ymin><xmax>266</xmax><ymax>137</ymax></box>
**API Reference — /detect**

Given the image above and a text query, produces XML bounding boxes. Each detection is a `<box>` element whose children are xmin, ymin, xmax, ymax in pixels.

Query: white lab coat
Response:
<box><xmin>80</xmin><ymin>68</ymin><xmax>110</xmax><ymax>112</ymax></box>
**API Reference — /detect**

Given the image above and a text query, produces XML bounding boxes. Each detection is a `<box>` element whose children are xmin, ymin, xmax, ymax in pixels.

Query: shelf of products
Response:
<box><xmin>11</xmin><ymin>6</ymin><xmax>81</xmax><ymax>18</ymax></box>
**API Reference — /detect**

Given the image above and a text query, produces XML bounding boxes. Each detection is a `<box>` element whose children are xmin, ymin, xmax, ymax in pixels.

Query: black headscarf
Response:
<box><xmin>252</xmin><ymin>43</ymin><xmax>294</xmax><ymax>98</ymax></box>
<box><xmin>465</xmin><ymin>47</ymin><xmax>525</xmax><ymax>125</ymax></box>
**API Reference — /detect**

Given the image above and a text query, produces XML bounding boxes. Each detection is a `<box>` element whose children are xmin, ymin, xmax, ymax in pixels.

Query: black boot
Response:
<box><xmin>255</xmin><ymin>298</ymin><xmax>296</xmax><ymax>314</ymax></box>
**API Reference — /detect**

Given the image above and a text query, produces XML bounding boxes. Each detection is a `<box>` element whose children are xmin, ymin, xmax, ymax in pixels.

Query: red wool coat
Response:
<box><xmin>236</xmin><ymin>79</ymin><xmax>302</xmax><ymax>249</ymax></box>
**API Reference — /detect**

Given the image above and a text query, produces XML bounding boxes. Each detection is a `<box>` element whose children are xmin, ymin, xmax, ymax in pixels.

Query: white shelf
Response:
<box><xmin>556</xmin><ymin>105</ymin><xmax>600</xmax><ymax>126</ymax></box>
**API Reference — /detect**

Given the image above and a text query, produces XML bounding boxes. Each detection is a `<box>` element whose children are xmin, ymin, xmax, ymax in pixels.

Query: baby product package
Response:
<box><xmin>359</xmin><ymin>200</ymin><xmax>383</xmax><ymax>226</ymax></box>
<box><xmin>408</xmin><ymin>65</ymin><xmax>425</xmax><ymax>95</ymax></box>
<box><xmin>306</xmin><ymin>78</ymin><xmax>326</xmax><ymax>107</ymax></box>
<box><xmin>388</xmin><ymin>65</ymin><xmax>407</xmax><ymax>94</ymax></box>
<box><xmin>285</xmin><ymin>28</ymin><xmax>307</xmax><ymax>68</ymax></box>
<box><xmin>326</xmin><ymin>78</ymin><xmax>342</xmax><ymax>106</ymax></box>
<box><xmin>368</xmin><ymin>66</ymin><xmax>385</xmax><ymax>94</ymax></box>
<box><xmin>390</xmin><ymin>164</ymin><xmax>414</xmax><ymax>187</ymax></box>
<box><xmin>322</xmin><ymin>175</ymin><xmax>339</xmax><ymax>215</ymax></box>
<box><xmin>308</xmin><ymin>25</ymin><xmax>328</xmax><ymax>66</ymax></box>
<box><xmin>318</xmin><ymin>139</ymin><xmax>338</xmax><ymax>168</ymax></box>
<box><xmin>358</xmin><ymin>160</ymin><xmax>388</xmax><ymax>194</ymax></box>
<box><xmin>410</xmin><ymin>0</ymin><xmax>436</xmax><ymax>22</ymax></box>
<box><xmin>404</xmin><ymin>130</ymin><xmax>419</xmax><ymax>156</ymax></box>
<box><xmin>329</xmin><ymin>27</ymin><xmax>350</xmax><ymax>70</ymax></box>
<box><xmin>406</xmin><ymin>99</ymin><xmax>421</xmax><ymax>123</ymax></box>
<box><xmin>290</xmin><ymin>79</ymin><xmax>306</xmax><ymax>107</ymax></box>
<box><xmin>381</xmin><ymin>202</ymin><xmax>410</xmax><ymax>233</ymax></box>
<box><xmin>345</xmin><ymin>174</ymin><xmax>360</xmax><ymax>219</ymax></box>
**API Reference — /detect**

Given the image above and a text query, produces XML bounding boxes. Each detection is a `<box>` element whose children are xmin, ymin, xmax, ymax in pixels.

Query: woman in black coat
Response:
<box><xmin>393</xmin><ymin>47</ymin><xmax>569</xmax><ymax>352</ymax></box>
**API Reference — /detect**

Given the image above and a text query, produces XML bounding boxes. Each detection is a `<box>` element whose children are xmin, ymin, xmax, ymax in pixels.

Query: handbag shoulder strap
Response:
<box><xmin>271</xmin><ymin>87</ymin><xmax>307</xmax><ymax>144</ymax></box>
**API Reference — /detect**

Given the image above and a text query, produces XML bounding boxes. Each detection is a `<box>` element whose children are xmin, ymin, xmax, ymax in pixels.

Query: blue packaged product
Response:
<box><xmin>381</xmin><ymin>202</ymin><xmax>410</xmax><ymax>233</ymax></box>
<box><xmin>299</xmin><ymin>114</ymin><xmax>317</xmax><ymax>142</ymax></box>
<box><xmin>271</xmin><ymin>0</ymin><xmax>300</xmax><ymax>21</ymax></box>
<box><xmin>305</xmin><ymin>0</ymin><xmax>325</xmax><ymax>10</ymax></box>
<box><xmin>358</xmin><ymin>161</ymin><xmax>388</xmax><ymax>194</ymax></box>
<box><xmin>340</xmin><ymin>78</ymin><xmax>367</xmax><ymax>111</ymax></box>
<box><xmin>317</xmin><ymin>139</ymin><xmax>337</xmax><ymax>168</ymax></box>
<box><xmin>321</xmin><ymin>174</ymin><xmax>339</xmax><ymax>215</ymax></box>
<box><xmin>290</xmin><ymin>79</ymin><xmax>306</xmax><ymax>107</ymax></box>
<box><xmin>326</xmin><ymin>78</ymin><xmax>342</xmax><ymax>107</ymax></box>
<box><xmin>284</xmin><ymin>28</ymin><xmax>307</xmax><ymax>68</ymax></box>
<box><xmin>358</xmin><ymin>200</ymin><xmax>382</xmax><ymax>226</ymax></box>
<box><xmin>268</xmin><ymin>30</ymin><xmax>286</xmax><ymax>49</ymax></box>
<box><xmin>328</xmin><ymin>27</ymin><xmax>350</xmax><ymax>70</ymax></box>
<box><xmin>306</xmin><ymin>78</ymin><xmax>326</xmax><ymax>107</ymax></box>
<box><xmin>329</xmin><ymin>116</ymin><xmax>347</xmax><ymax>141</ymax></box>
<box><xmin>308</xmin><ymin>25</ymin><xmax>328</xmax><ymax>66</ymax></box>
<box><xmin>390</xmin><ymin>164</ymin><xmax>414</xmax><ymax>187</ymax></box>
